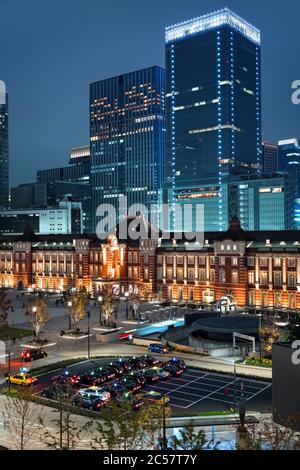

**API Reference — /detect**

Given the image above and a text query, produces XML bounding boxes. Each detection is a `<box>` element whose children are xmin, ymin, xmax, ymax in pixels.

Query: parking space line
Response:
<box><xmin>245</xmin><ymin>382</ymin><xmax>272</xmax><ymax>400</ymax></box>
<box><xmin>165</xmin><ymin>372</ymin><xmax>210</xmax><ymax>396</ymax></box>
<box><xmin>185</xmin><ymin>377</ymin><xmax>237</xmax><ymax>408</ymax></box>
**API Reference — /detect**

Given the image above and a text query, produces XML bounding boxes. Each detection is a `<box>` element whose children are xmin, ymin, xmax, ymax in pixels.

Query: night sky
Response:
<box><xmin>1</xmin><ymin>0</ymin><xmax>299</xmax><ymax>186</ymax></box>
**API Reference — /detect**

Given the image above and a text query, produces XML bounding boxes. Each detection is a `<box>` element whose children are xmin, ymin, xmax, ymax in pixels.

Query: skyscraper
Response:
<box><xmin>262</xmin><ymin>141</ymin><xmax>278</xmax><ymax>174</ymax></box>
<box><xmin>0</xmin><ymin>81</ymin><xmax>9</xmax><ymax>208</ymax></box>
<box><xmin>165</xmin><ymin>8</ymin><xmax>262</xmax><ymax>230</ymax></box>
<box><xmin>90</xmin><ymin>66</ymin><xmax>165</xmax><ymax>233</ymax></box>
<box><xmin>278</xmin><ymin>138</ymin><xmax>300</xmax><ymax>197</ymax></box>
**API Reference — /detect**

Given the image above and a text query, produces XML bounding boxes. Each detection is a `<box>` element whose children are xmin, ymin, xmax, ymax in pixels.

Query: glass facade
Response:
<box><xmin>165</xmin><ymin>9</ymin><xmax>261</xmax><ymax>230</ymax></box>
<box><xmin>278</xmin><ymin>138</ymin><xmax>300</xmax><ymax>197</ymax></box>
<box><xmin>234</xmin><ymin>174</ymin><xmax>296</xmax><ymax>231</ymax></box>
<box><xmin>90</xmin><ymin>66</ymin><xmax>165</xmax><ymax>232</ymax></box>
<box><xmin>0</xmin><ymin>81</ymin><xmax>9</xmax><ymax>208</ymax></box>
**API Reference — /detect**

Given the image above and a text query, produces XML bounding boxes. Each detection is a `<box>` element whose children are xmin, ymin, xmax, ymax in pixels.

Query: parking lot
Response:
<box><xmin>139</xmin><ymin>367</ymin><xmax>272</xmax><ymax>413</ymax></box>
<box><xmin>33</xmin><ymin>358</ymin><xmax>272</xmax><ymax>415</ymax></box>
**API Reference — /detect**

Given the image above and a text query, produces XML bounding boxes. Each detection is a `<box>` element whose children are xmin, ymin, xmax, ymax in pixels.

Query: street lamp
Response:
<box><xmin>233</xmin><ymin>345</ymin><xmax>239</xmax><ymax>413</ymax></box>
<box><xmin>67</xmin><ymin>301</ymin><xmax>72</xmax><ymax>330</ymax></box>
<box><xmin>98</xmin><ymin>295</ymin><xmax>103</xmax><ymax>325</ymax></box>
<box><xmin>258</xmin><ymin>313</ymin><xmax>263</xmax><ymax>363</ymax></box>
<box><xmin>125</xmin><ymin>292</ymin><xmax>129</xmax><ymax>320</ymax></box>
<box><xmin>162</xmin><ymin>395</ymin><xmax>167</xmax><ymax>450</ymax></box>
<box><xmin>87</xmin><ymin>311</ymin><xmax>91</xmax><ymax>360</ymax></box>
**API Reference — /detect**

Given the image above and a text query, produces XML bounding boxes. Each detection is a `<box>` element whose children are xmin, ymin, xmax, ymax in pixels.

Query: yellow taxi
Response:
<box><xmin>141</xmin><ymin>391</ymin><xmax>170</xmax><ymax>406</ymax></box>
<box><xmin>6</xmin><ymin>373</ymin><xmax>38</xmax><ymax>386</ymax></box>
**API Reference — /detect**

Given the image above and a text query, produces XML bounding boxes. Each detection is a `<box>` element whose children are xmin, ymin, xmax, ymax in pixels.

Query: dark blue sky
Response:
<box><xmin>1</xmin><ymin>0</ymin><xmax>299</xmax><ymax>186</ymax></box>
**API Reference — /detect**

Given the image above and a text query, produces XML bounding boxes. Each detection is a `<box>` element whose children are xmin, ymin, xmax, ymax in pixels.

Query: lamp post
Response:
<box><xmin>87</xmin><ymin>311</ymin><xmax>91</xmax><ymax>360</ymax></box>
<box><xmin>98</xmin><ymin>295</ymin><xmax>103</xmax><ymax>325</ymax></box>
<box><xmin>67</xmin><ymin>301</ymin><xmax>72</xmax><ymax>330</ymax></box>
<box><xmin>162</xmin><ymin>395</ymin><xmax>167</xmax><ymax>450</ymax></box>
<box><xmin>258</xmin><ymin>313</ymin><xmax>262</xmax><ymax>362</ymax></box>
<box><xmin>125</xmin><ymin>291</ymin><xmax>129</xmax><ymax>320</ymax></box>
<box><xmin>233</xmin><ymin>345</ymin><xmax>239</xmax><ymax>413</ymax></box>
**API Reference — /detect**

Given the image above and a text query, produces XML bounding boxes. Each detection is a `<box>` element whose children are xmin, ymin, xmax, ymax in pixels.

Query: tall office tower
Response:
<box><xmin>36</xmin><ymin>146</ymin><xmax>92</xmax><ymax>232</ymax></box>
<box><xmin>90</xmin><ymin>66</ymin><xmax>165</xmax><ymax>233</ymax></box>
<box><xmin>0</xmin><ymin>81</ymin><xmax>9</xmax><ymax>208</ymax></box>
<box><xmin>165</xmin><ymin>8</ymin><xmax>262</xmax><ymax>231</ymax></box>
<box><xmin>262</xmin><ymin>141</ymin><xmax>278</xmax><ymax>174</ymax></box>
<box><xmin>278</xmin><ymin>138</ymin><xmax>300</xmax><ymax>197</ymax></box>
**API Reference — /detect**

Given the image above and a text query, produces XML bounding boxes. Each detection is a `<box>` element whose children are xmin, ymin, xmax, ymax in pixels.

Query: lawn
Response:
<box><xmin>0</xmin><ymin>326</ymin><xmax>33</xmax><ymax>341</ymax></box>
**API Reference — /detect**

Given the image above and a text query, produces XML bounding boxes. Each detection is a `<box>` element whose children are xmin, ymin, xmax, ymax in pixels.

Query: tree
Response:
<box><xmin>41</xmin><ymin>384</ymin><xmax>91</xmax><ymax>450</ymax></box>
<box><xmin>237</xmin><ymin>416</ymin><xmax>300</xmax><ymax>450</ymax></box>
<box><xmin>91</xmin><ymin>401</ymin><xmax>166</xmax><ymax>450</ymax></box>
<box><xmin>0</xmin><ymin>290</ymin><xmax>11</xmax><ymax>329</ymax></box>
<box><xmin>283</xmin><ymin>321</ymin><xmax>300</xmax><ymax>342</ymax></box>
<box><xmin>67</xmin><ymin>286</ymin><xmax>89</xmax><ymax>331</ymax></box>
<box><xmin>101</xmin><ymin>285</ymin><xmax>118</xmax><ymax>323</ymax></box>
<box><xmin>128</xmin><ymin>290</ymin><xmax>141</xmax><ymax>320</ymax></box>
<box><xmin>2</xmin><ymin>388</ymin><xmax>42</xmax><ymax>450</ymax></box>
<box><xmin>168</xmin><ymin>422</ymin><xmax>208</xmax><ymax>450</ymax></box>
<box><xmin>26</xmin><ymin>296</ymin><xmax>49</xmax><ymax>342</ymax></box>
<box><xmin>260</xmin><ymin>319</ymin><xmax>281</xmax><ymax>352</ymax></box>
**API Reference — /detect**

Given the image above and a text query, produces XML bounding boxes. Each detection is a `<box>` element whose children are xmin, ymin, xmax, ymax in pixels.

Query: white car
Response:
<box><xmin>151</xmin><ymin>367</ymin><xmax>170</xmax><ymax>380</ymax></box>
<box><xmin>78</xmin><ymin>387</ymin><xmax>110</xmax><ymax>401</ymax></box>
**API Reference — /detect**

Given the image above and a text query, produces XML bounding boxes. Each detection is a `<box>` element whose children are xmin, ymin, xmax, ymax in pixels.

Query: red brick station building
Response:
<box><xmin>1</xmin><ymin>218</ymin><xmax>300</xmax><ymax>310</ymax></box>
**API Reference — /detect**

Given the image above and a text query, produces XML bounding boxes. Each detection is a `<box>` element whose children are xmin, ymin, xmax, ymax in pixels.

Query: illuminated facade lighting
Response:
<box><xmin>165</xmin><ymin>8</ymin><xmax>261</xmax><ymax>45</ymax></box>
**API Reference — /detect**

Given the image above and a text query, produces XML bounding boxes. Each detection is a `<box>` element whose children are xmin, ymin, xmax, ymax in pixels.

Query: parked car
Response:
<box><xmin>78</xmin><ymin>386</ymin><xmax>111</xmax><ymax>402</ymax></box>
<box><xmin>127</xmin><ymin>371</ymin><xmax>146</xmax><ymax>388</ymax></box>
<box><xmin>6</xmin><ymin>373</ymin><xmax>37</xmax><ymax>386</ymax></box>
<box><xmin>51</xmin><ymin>373</ymin><xmax>80</xmax><ymax>386</ymax></box>
<box><xmin>42</xmin><ymin>384</ymin><xmax>74</xmax><ymax>400</ymax></box>
<box><xmin>120</xmin><ymin>378</ymin><xmax>142</xmax><ymax>394</ymax></box>
<box><xmin>114</xmin><ymin>394</ymin><xmax>145</xmax><ymax>411</ymax></box>
<box><xmin>109</xmin><ymin>362</ymin><xmax>125</xmax><ymax>377</ymax></box>
<box><xmin>116</xmin><ymin>358</ymin><xmax>132</xmax><ymax>372</ymax></box>
<box><xmin>142</xmin><ymin>355</ymin><xmax>161</xmax><ymax>367</ymax></box>
<box><xmin>98</xmin><ymin>366</ymin><xmax>116</xmax><ymax>382</ymax></box>
<box><xmin>103</xmin><ymin>382</ymin><xmax>128</xmax><ymax>398</ymax></box>
<box><xmin>142</xmin><ymin>369</ymin><xmax>160</xmax><ymax>384</ymax></box>
<box><xmin>148</xmin><ymin>343</ymin><xmax>169</xmax><ymax>354</ymax></box>
<box><xmin>79</xmin><ymin>373</ymin><xmax>105</xmax><ymax>387</ymax></box>
<box><xmin>166</xmin><ymin>358</ymin><xmax>186</xmax><ymax>371</ymax></box>
<box><xmin>151</xmin><ymin>367</ymin><xmax>170</xmax><ymax>381</ymax></box>
<box><xmin>21</xmin><ymin>348</ymin><xmax>48</xmax><ymax>362</ymax></box>
<box><xmin>162</xmin><ymin>364</ymin><xmax>184</xmax><ymax>377</ymax></box>
<box><xmin>72</xmin><ymin>395</ymin><xmax>107</xmax><ymax>411</ymax></box>
<box><xmin>141</xmin><ymin>391</ymin><xmax>170</xmax><ymax>406</ymax></box>
<box><xmin>129</xmin><ymin>357</ymin><xmax>147</xmax><ymax>370</ymax></box>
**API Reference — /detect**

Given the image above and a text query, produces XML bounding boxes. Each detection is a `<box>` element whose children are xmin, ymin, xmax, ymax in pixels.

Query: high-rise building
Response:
<box><xmin>173</xmin><ymin>173</ymin><xmax>296</xmax><ymax>232</ymax></box>
<box><xmin>262</xmin><ymin>141</ymin><xmax>278</xmax><ymax>174</ymax></box>
<box><xmin>37</xmin><ymin>146</ymin><xmax>91</xmax><ymax>185</ymax></box>
<box><xmin>36</xmin><ymin>146</ymin><xmax>92</xmax><ymax>232</ymax></box>
<box><xmin>90</xmin><ymin>66</ymin><xmax>165</xmax><ymax>233</ymax></box>
<box><xmin>10</xmin><ymin>180</ymin><xmax>91</xmax><ymax>233</ymax></box>
<box><xmin>165</xmin><ymin>8</ymin><xmax>262</xmax><ymax>231</ymax></box>
<box><xmin>278</xmin><ymin>138</ymin><xmax>300</xmax><ymax>197</ymax></box>
<box><xmin>0</xmin><ymin>81</ymin><xmax>9</xmax><ymax>208</ymax></box>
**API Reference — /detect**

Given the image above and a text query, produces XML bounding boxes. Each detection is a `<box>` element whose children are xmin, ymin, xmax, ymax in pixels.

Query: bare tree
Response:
<box><xmin>237</xmin><ymin>415</ymin><xmax>300</xmax><ymax>450</ymax></box>
<box><xmin>26</xmin><ymin>296</ymin><xmax>49</xmax><ymax>342</ymax></box>
<box><xmin>101</xmin><ymin>285</ymin><xmax>118</xmax><ymax>323</ymax></box>
<box><xmin>67</xmin><ymin>286</ymin><xmax>89</xmax><ymax>331</ymax></box>
<box><xmin>2</xmin><ymin>388</ymin><xmax>42</xmax><ymax>450</ymax></box>
<box><xmin>91</xmin><ymin>401</ymin><xmax>166</xmax><ymax>450</ymax></box>
<box><xmin>41</xmin><ymin>385</ymin><xmax>92</xmax><ymax>450</ymax></box>
<box><xmin>0</xmin><ymin>290</ymin><xmax>11</xmax><ymax>330</ymax></box>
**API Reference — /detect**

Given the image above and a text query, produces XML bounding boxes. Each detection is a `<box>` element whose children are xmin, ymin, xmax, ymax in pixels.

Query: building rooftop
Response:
<box><xmin>165</xmin><ymin>8</ymin><xmax>261</xmax><ymax>45</ymax></box>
